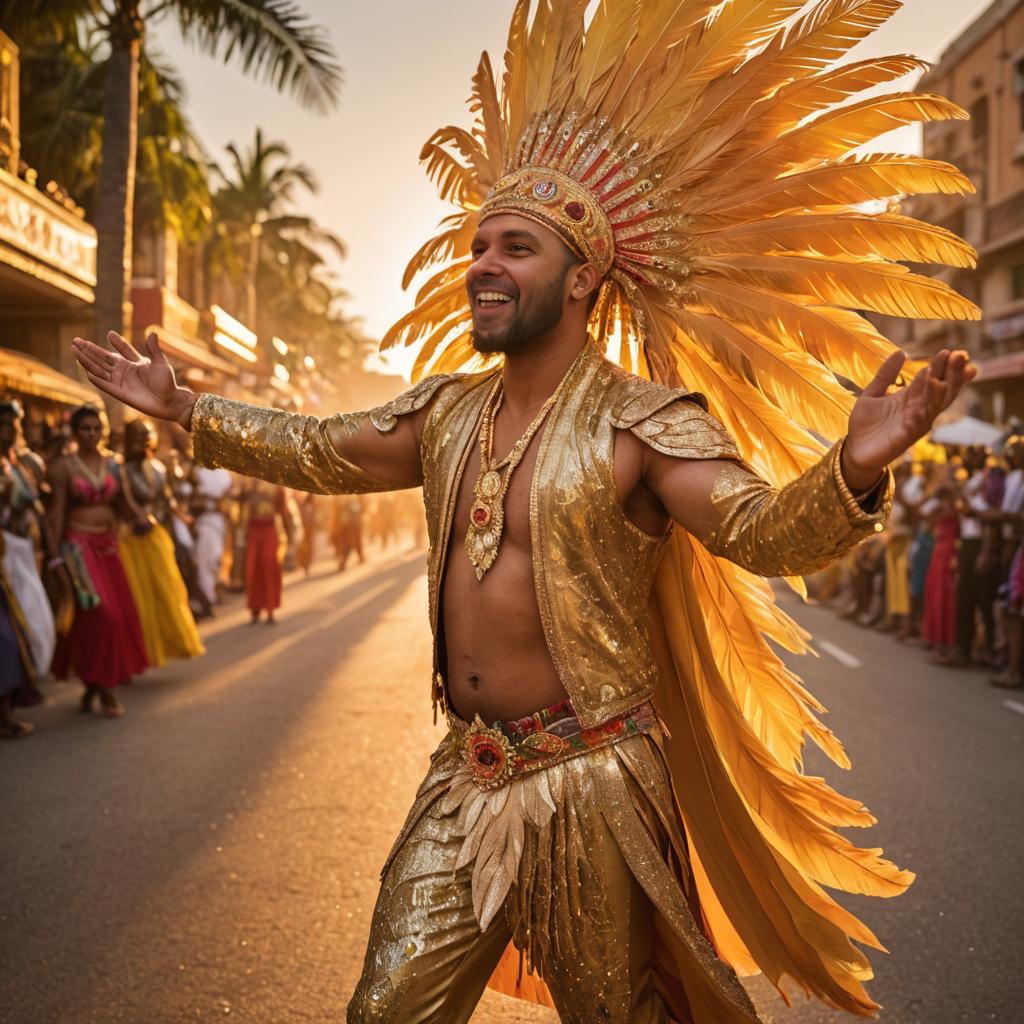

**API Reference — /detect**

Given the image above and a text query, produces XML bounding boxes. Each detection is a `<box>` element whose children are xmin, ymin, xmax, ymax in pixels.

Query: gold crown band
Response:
<box><xmin>479</xmin><ymin>167</ymin><xmax>615</xmax><ymax>276</ymax></box>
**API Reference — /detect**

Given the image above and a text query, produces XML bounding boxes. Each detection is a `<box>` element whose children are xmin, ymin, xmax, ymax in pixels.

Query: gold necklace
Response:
<box><xmin>464</xmin><ymin>358</ymin><xmax>578</xmax><ymax>581</ymax></box>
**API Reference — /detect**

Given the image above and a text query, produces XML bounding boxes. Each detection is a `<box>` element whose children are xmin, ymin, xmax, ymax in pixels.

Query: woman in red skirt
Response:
<box><xmin>244</xmin><ymin>480</ymin><xmax>292</xmax><ymax>624</ymax></box>
<box><xmin>922</xmin><ymin>486</ymin><xmax>959</xmax><ymax>663</ymax></box>
<box><xmin>47</xmin><ymin>406</ymin><xmax>147</xmax><ymax>717</ymax></box>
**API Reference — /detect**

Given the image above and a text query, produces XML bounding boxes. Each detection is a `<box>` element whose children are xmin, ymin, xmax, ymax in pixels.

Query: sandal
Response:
<box><xmin>990</xmin><ymin>674</ymin><xmax>1022</xmax><ymax>689</ymax></box>
<box><xmin>0</xmin><ymin>720</ymin><xmax>35</xmax><ymax>739</ymax></box>
<box><xmin>97</xmin><ymin>689</ymin><xmax>126</xmax><ymax>719</ymax></box>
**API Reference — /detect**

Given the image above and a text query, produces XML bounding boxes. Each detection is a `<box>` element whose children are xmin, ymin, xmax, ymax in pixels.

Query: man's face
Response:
<box><xmin>0</xmin><ymin>414</ymin><xmax>17</xmax><ymax>453</ymax></box>
<box><xmin>466</xmin><ymin>214</ymin><xmax>579</xmax><ymax>354</ymax></box>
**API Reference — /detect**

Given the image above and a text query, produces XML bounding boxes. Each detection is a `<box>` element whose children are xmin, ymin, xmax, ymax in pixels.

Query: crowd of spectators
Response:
<box><xmin>0</xmin><ymin>397</ymin><xmax>428</xmax><ymax>739</ymax></box>
<box><xmin>810</xmin><ymin>429</ymin><xmax>1024</xmax><ymax>688</ymax></box>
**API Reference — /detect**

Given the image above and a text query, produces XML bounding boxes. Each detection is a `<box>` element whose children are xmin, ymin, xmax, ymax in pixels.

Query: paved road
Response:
<box><xmin>1</xmin><ymin>553</ymin><xmax>1020</xmax><ymax>1023</ymax></box>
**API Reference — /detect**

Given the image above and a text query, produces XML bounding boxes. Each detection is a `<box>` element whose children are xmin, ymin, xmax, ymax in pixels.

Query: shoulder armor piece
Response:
<box><xmin>368</xmin><ymin>373</ymin><xmax>466</xmax><ymax>433</ymax></box>
<box><xmin>605</xmin><ymin>368</ymin><xmax>739</xmax><ymax>461</ymax></box>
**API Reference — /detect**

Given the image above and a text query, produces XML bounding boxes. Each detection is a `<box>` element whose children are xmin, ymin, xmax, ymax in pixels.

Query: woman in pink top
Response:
<box><xmin>47</xmin><ymin>406</ymin><xmax>146</xmax><ymax>717</ymax></box>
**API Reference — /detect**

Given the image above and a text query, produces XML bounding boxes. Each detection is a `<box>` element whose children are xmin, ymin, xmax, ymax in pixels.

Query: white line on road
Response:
<box><xmin>817</xmin><ymin>639</ymin><xmax>863</xmax><ymax>670</ymax></box>
<box><xmin>1003</xmin><ymin>700</ymin><xmax>1024</xmax><ymax>716</ymax></box>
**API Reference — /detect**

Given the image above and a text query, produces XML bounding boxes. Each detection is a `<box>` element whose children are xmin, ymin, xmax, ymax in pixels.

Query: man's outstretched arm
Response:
<box><xmin>72</xmin><ymin>332</ymin><xmax>433</xmax><ymax>495</ymax></box>
<box><xmin>644</xmin><ymin>348</ymin><xmax>975</xmax><ymax>577</ymax></box>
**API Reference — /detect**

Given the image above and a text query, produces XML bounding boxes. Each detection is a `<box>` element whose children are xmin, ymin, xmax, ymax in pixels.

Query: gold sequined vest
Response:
<box><xmin>420</xmin><ymin>341</ymin><xmax>733</xmax><ymax>727</ymax></box>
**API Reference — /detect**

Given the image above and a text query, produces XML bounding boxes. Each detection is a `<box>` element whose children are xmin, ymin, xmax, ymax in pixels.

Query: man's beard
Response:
<box><xmin>471</xmin><ymin>271</ymin><xmax>567</xmax><ymax>354</ymax></box>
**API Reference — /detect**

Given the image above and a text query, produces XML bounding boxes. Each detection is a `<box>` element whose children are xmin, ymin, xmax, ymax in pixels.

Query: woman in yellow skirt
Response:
<box><xmin>119</xmin><ymin>420</ymin><xmax>204</xmax><ymax>667</ymax></box>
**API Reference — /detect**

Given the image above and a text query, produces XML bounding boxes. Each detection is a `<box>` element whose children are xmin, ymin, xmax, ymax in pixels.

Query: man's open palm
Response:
<box><xmin>72</xmin><ymin>332</ymin><xmax>195</xmax><ymax>428</ymax></box>
<box><xmin>844</xmin><ymin>348</ymin><xmax>976</xmax><ymax>486</ymax></box>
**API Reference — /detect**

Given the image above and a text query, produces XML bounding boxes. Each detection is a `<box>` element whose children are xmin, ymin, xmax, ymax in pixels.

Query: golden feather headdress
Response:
<box><xmin>383</xmin><ymin>1</ymin><xmax>979</xmax><ymax>1016</ymax></box>
<box><xmin>383</xmin><ymin>0</ymin><xmax>979</xmax><ymax>488</ymax></box>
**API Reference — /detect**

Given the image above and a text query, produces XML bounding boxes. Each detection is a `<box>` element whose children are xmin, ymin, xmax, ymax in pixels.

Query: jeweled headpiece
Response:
<box><xmin>383</xmin><ymin>0</ymin><xmax>979</xmax><ymax>486</ymax></box>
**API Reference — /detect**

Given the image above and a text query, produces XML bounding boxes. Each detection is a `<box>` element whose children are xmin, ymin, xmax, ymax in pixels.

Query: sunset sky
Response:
<box><xmin>153</xmin><ymin>0</ymin><xmax>992</xmax><ymax>377</ymax></box>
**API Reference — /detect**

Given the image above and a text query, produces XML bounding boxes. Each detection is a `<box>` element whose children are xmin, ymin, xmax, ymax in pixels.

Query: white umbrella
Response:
<box><xmin>931</xmin><ymin>415</ymin><xmax>1003</xmax><ymax>448</ymax></box>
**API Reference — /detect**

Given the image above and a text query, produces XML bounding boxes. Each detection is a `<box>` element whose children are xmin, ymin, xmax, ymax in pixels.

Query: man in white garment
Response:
<box><xmin>191</xmin><ymin>465</ymin><xmax>233</xmax><ymax>615</ymax></box>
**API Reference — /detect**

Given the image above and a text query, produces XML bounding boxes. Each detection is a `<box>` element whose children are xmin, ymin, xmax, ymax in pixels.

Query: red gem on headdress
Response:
<box><xmin>564</xmin><ymin>201</ymin><xmax>586</xmax><ymax>221</ymax></box>
<box><xmin>594</xmin><ymin>238</ymin><xmax>608</xmax><ymax>251</ymax></box>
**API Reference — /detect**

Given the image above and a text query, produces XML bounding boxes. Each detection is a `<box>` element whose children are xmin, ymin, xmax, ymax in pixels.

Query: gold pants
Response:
<box><xmin>347</xmin><ymin>728</ymin><xmax>759</xmax><ymax>1024</ymax></box>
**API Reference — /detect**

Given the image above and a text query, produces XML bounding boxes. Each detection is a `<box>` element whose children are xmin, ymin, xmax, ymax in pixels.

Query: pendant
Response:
<box><xmin>465</xmin><ymin>470</ymin><xmax>506</xmax><ymax>580</ymax></box>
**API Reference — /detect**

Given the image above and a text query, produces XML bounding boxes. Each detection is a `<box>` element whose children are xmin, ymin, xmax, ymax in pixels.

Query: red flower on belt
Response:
<box><xmin>463</xmin><ymin>717</ymin><xmax>515</xmax><ymax>789</ymax></box>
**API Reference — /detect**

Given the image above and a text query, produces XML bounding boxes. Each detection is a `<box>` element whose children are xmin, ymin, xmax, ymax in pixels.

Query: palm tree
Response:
<box><xmin>1</xmin><ymin>0</ymin><xmax>341</xmax><ymax>348</ymax></box>
<box><xmin>19</xmin><ymin>33</ymin><xmax>212</xmax><ymax>245</ymax></box>
<box><xmin>212</xmin><ymin>127</ymin><xmax>344</xmax><ymax>327</ymax></box>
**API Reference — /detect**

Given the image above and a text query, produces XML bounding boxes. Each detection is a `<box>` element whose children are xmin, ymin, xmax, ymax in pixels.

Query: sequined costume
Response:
<box><xmin>192</xmin><ymin>340</ymin><xmax>896</xmax><ymax>1022</ymax></box>
<box><xmin>192</xmin><ymin>0</ymin><xmax>980</xmax><ymax>1018</ymax></box>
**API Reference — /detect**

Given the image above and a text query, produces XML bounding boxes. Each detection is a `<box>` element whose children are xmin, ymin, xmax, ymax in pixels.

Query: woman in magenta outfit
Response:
<box><xmin>47</xmin><ymin>406</ymin><xmax>147</xmax><ymax>717</ymax></box>
<box><xmin>922</xmin><ymin>486</ymin><xmax>959</xmax><ymax>660</ymax></box>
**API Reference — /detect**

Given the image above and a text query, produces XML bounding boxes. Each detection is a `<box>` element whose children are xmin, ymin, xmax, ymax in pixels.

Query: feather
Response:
<box><xmin>679</xmin><ymin>55</ymin><xmax>929</xmax><ymax>176</ymax></box>
<box><xmin>693</xmin><ymin>152</ymin><xmax>974</xmax><ymax>220</ymax></box>
<box><xmin>400</xmin><ymin>213</ymin><xmax>474</xmax><ymax>290</ymax></box>
<box><xmin>670</xmin><ymin>0</ymin><xmax>905</xmax><ymax>152</ymax></box>
<box><xmin>686</xmin><ymin>540</ymin><xmax>851</xmax><ymax>773</ymax></box>
<box><xmin>691</xmin><ymin>276</ymin><xmax>895</xmax><ymax>390</ymax></box>
<box><xmin>502</xmin><ymin>0</ymin><xmax>532</xmax><ymax>146</ymax></box>
<box><xmin>412</xmin><ymin>324</ymin><xmax>472</xmax><ymax>381</ymax></box>
<box><xmin>678</xmin><ymin>309</ymin><xmax>854</xmax><ymax>439</ymax></box>
<box><xmin>380</xmin><ymin>262</ymin><xmax>470</xmax><ymax>350</ymax></box>
<box><xmin>571</xmin><ymin>0</ymin><xmax>641</xmax><ymax>107</ymax></box>
<box><xmin>736</xmin><ymin>0</ymin><xmax>905</xmax><ymax>98</ymax></box>
<box><xmin>763</xmin><ymin>92</ymin><xmax>969</xmax><ymax>172</ymax></box>
<box><xmin>701</xmin><ymin>252</ymin><xmax>981</xmax><ymax>320</ymax></box>
<box><xmin>469</xmin><ymin>51</ymin><xmax>509</xmax><ymax>176</ymax></box>
<box><xmin>596</xmin><ymin>0</ymin><xmax>723</xmax><ymax>124</ymax></box>
<box><xmin>697</xmin><ymin>211</ymin><xmax>977</xmax><ymax>268</ymax></box>
<box><xmin>672</xmin><ymin>340</ymin><xmax>826</xmax><ymax>484</ymax></box>
<box><xmin>419</xmin><ymin>135</ymin><xmax>485</xmax><ymax>209</ymax></box>
<box><xmin>655</xmin><ymin>539</ymin><xmax>917</xmax><ymax>897</ymax></box>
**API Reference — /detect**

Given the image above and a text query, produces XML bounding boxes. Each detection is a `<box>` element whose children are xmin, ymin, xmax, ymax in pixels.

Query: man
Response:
<box><xmin>72</xmin><ymin>3</ymin><xmax>978</xmax><ymax>1020</ymax></box>
<box><xmin>191</xmin><ymin>463</ymin><xmax>233</xmax><ymax>614</ymax></box>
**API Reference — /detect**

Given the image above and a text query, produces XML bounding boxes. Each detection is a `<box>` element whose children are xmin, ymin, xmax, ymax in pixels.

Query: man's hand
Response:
<box><xmin>842</xmin><ymin>348</ymin><xmax>976</xmax><ymax>491</ymax></box>
<box><xmin>71</xmin><ymin>331</ymin><xmax>197</xmax><ymax>429</ymax></box>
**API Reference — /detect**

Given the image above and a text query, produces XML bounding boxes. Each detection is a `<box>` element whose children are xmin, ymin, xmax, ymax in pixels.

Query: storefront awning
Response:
<box><xmin>973</xmin><ymin>350</ymin><xmax>1024</xmax><ymax>383</ymax></box>
<box><xmin>0</xmin><ymin>346</ymin><xmax>102</xmax><ymax>407</ymax></box>
<box><xmin>145</xmin><ymin>325</ymin><xmax>239</xmax><ymax>378</ymax></box>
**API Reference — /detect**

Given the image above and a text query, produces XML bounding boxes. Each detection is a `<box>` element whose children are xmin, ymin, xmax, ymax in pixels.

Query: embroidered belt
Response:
<box><xmin>449</xmin><ymin>699</ymin><xmax>657</xmax><ymax>790</ymax></box>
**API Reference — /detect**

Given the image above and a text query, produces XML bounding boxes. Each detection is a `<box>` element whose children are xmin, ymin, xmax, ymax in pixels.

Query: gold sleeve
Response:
<box><xmin>190</xmin><ymin>375</ymin><xmax>458</xmax><ymax>494</ymax></box>
<box><xmin>700</xmin><ymin>441</ymin><xmax>892</xmax><ymax>577</ymax></box>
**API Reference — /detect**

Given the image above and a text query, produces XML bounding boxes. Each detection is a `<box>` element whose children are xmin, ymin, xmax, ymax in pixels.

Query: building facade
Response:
<box><xmin>0</xmin><ymin>29</ymin><xmax>102</xmax><ymax>442</ymax></box>
<box><xmin>878</xmin><ymin>0</ymin><xmax>1024</xmax><ymax>422</ymax></box>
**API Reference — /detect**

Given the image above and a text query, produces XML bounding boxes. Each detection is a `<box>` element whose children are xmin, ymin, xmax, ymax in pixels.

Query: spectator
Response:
<box><xmin>296</xmin><ymin>492</ymin><xmax>317</xmax><ymax>576</ymax></box>
<box><xmin>191</xmin><ymin>464</ymin><xmax>234</xmax><ymax>614</ymax></box>
<box><xmin>119</xmin><ymin>419</ymin><xmax>204</xmax><ymax>668</ymax></box>
<box><xmin>923</xmin><ymin>486</ymin><xmax>959</xmax><ymax>663</ymax></box>
<box><xmin>954</xmin><ymin>447</ymin><xmax>996</xmax><ymax>666</ymax></box>
<box><xmin>991</xmin><ymin>541</ymin><xmax>1023</xmax><ymax>689</ymax></box>
<box><xmin>243</xmin><ymin>480</ymin><xmax>293</xmax><ymax>624</ymax></box>
<box><xmin>46</xmin><ymin>405</ymin><xmax>147</xmax><ymax>718</ymax></box>
<box><xmin>880</xmin><ymin>463</ymin><xmax>913</xmax><ymax>635</ymax></box>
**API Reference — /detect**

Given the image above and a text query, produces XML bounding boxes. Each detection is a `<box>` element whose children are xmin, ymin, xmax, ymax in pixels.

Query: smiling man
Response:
<box><xmin>72</xmin><ymin>2</ymin><xmax>982</xmax><ymax>1022</ymax></box>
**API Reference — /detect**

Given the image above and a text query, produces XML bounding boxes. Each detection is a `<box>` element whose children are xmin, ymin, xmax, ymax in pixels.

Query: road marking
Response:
<box><xmin>818</xmin><ymin>639</ymin><xmax>863</xmax><ymax>670</ymax></box>
<box><xmin>1003</xmin><ymin>700</ymin><xmax>1024</xmax><ymax>716</ymax></box>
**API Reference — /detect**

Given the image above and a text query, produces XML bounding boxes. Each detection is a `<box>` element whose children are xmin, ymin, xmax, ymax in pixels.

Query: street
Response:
<box><xmin>1</xmin><ymin>549</ymin><xmax>1021</xmax><ymax>1024</ymax></box>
